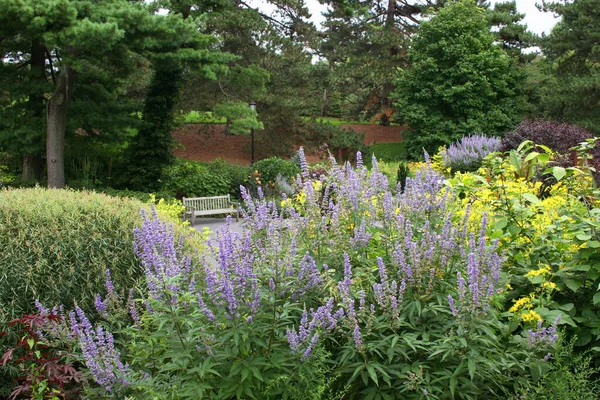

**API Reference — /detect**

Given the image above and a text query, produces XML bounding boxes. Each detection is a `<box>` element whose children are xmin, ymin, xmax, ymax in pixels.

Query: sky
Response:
<box><xmin>302</xmin><ymin>0</ymin><xmax>560</xmax><ymax>35</ymax></box>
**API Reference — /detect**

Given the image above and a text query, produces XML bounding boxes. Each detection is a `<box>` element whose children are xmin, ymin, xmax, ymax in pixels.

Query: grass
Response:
<box><xmin>183</xmin><ymin>111</ymin><xmax>227</xmax><ymax>124</ymax></box>
<box><xmin>302</xmin><ymin>116</ymin><xmax>378</xmax><ymax>126</ymax></box>
<box><xmin>369</xmin><ymin>142</ymin><xmax>406</xmax><ymax>162</ymax></box>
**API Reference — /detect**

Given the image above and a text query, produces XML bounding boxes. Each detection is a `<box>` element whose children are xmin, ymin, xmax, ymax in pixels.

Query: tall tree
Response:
<box><xmin>176</xmin><ymin>0</ymin><xmax>320</xmax><ymax>157</ymax></box>
<box><xmin>539</xmin><ymin>0</ymin><xmax>600</xmax><ymax>133</ymax></box>
<box><xmin>393</xmin><ymin>0</ymin><xmax>524</xmax><ymax>157</ymax></box>
<box><xmin>123</xmin><ymin>2</ymin><xmax>233</xmax><ymax>190</ymax></box>
<box><xmin>318</xmin><ymin>0</ymin><xmax>453</xmax><ymax>122</ymax></box>
<box><xmin>488</xmin><ymin>1</ymin><xmax>537</xmax><ymax>62</ymax></box>
<box><xmin>0</xmin><ymin>0</ymin><xmax>71</xmax><ymax>183</ymax></box>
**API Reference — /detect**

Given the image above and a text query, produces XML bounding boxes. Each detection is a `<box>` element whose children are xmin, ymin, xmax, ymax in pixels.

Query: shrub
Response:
<box><xmin>503</xmin><ymin>121</ymin><xmax>600</xmax><ymax>184</ymax></box>
<box><xmin>253</xmin><ymin>157</ymin><xmax>300</xmax><ymax>184</ymax></box>
<box><xmin>502</xmin><ymin>121</ymin><xmax>596</xmax><ymax>155</ymax></box>
<box><xmin>162</xmin><ymin>158</ymin><xmax>249</xmax><ymax>198</ymax></box>
<box><xmin>441</xmin><ymin>134</ymin><xmax>502</xmax><ymax>172</ymax></box>
<box><xmin>0</xmin><ymin>187</ymin><xmax>147</xmax><ymax>320</ymax></box>
<box><xmin>45</xmin><ymin>157</ymin><xmax>557</xmax><ymax>399</ymax></box>
<box><xmin>302</xmin><ymin>119</ymin><xmax>367</xmax><ymax>161</ymax></box>
<box><xmin>393</xmin><ymin>0</ymin><xmax>523</xmax><ymax>158</ymax></box>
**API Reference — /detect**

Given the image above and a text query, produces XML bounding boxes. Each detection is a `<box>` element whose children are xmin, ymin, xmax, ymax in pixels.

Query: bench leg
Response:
<box><xmin>235</xmin><ymin>210</ymin><xmax>239</xmax><ymax>222</ymax></box>
<box><xmin>191</xmin><ymin>214</ymin><xmax>196</xmax><ymax>226</ymax></box>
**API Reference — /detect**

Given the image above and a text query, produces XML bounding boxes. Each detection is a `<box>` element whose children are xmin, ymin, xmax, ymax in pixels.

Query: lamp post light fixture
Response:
<box><xmin>248</xmin><ymin>101</ymin><xmax>257</xmax><ymax>165</ymax></box>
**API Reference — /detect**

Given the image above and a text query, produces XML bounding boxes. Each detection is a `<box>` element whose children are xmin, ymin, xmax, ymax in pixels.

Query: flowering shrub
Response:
<box><xmin>446</xmin><ymin>141</ymin><xmax>600</xmax><ymax>351</ymax></box>
<box><xmin>441</xmin><ymin>134</ymin><xmax>502</xmax><ymax>172</ymax></box>
<box><xmin>27</xmin><ymin>152</ymin><xmax>565</xmax><ymax>398</ymax></box>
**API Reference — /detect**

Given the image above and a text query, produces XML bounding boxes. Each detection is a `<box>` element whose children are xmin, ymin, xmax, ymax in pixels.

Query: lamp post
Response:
<box><xmin>248</xmin><ymin>100</ymin><xmax>257</xmax><ymax>165</ymax></box>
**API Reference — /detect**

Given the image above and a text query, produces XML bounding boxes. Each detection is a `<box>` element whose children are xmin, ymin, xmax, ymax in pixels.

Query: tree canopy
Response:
<box><xmin>392</xmin><ymin>0</ymin><xmax>525</xmax><ymax>157</ymax></box>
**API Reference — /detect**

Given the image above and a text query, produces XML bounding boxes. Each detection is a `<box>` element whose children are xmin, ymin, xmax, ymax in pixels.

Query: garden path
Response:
<box><xmin>191</xmin><ymin>217</ymin><xmax>244</xmax><ymax>238</ymax></box>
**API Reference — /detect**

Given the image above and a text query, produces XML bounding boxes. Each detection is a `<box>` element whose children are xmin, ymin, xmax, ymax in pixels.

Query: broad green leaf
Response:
<box><xmin>467</xmin><ymin>359</ymin><xmax>476</xmax><ymax>380</ymax></box>
<box><xmin>522</xmin><ymin>193</ymin><xmax>540</xmax><ymax>204</ymax></box>
<box><xmin>552</xmin><ymin>166</ymin><xmax>566</xmax><ymax>181</ymax></box>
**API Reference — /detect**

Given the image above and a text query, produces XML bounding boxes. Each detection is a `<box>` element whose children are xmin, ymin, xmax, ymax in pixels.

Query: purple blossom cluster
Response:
<box><xmin>398</xmin><ymin>165</ymin><xmax>448</xmax><ymax>217</ymax></box>
<box><xmin>527</xmin><ymin>317</ymin><xmax>560</xmax><ymax>348</ymax></box>
<box><xmin>287</xmin><ymin>255</ymin><xmax>407</xmax><ymax>357</ymax></box>
<box><xmin>133</xmin><ymin>206</ymin><xmax>192</xmax><ymax>302</ymax></box>
<box><xmin>298</xmin><ymin>146</ymin><xmax>309</xmax><ymax>178</ymax></box>
<box><xmin>441</xmin><ymin>134</ymin><xmax>502</xmax><ymax>172</ymax></box>
<box><xmin>69</xmin><ymin>307</ymin><xmax>130</xmax><ymax>392</ymax></box>
<box><xmin>201</xmin><ymin>222</ymin><xmax>260</xmax><ymax>319</ymax></box>
<box><xmin>448</xmin><ymin>215</ymin><xmax>502</xmax><ymax>316</ymax></box>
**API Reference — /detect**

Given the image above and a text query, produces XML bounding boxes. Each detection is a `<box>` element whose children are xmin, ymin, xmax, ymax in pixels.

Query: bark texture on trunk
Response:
<box><xmin>46</xmin><ymin>66</ymin><xmax>74</xmax><ymax>189</ymax></box>
<box><xmin>321</xmin><ymin>88</ymin><xmax>328</xmax><ymax>117</ymax></box>
<box><xmin>22</xmin><ymin>154</ymin><xmax>42</xmax><ymax>182</ymax></box>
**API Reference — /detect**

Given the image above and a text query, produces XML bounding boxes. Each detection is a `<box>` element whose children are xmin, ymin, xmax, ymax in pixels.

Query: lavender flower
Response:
<box><xmin>70</xmin><ymin>307</ymin><xmax>130</xmax><ymax>392</ymax></box>
<box><xmin>298</xmin><ymin>146</ymin><xmax>309</xmax><ymax>178</ymax></box>
<box><xmin>527</xmin><ymin>318</ymin><xmax>560</xmax><ymax>348</ymax></box>
<box><xmin>441</xmin><ymin>135</ymin><xmax>502</xmax><ymax>172</ymax></box>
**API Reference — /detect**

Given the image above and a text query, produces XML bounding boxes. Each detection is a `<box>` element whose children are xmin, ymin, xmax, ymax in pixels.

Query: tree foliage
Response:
<box><xmin>393</xmin><ymin>0</ymin><xmax>524</xmax><ymax>158</ymax></box>
<box><xmin>538</xmin><ymin>0</ymin><xmax>600</xmax><ymax>134</ymax></box>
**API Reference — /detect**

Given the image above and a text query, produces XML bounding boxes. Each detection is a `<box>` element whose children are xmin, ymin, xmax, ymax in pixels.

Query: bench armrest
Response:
<box><xmin>228</xmin><ymin>200</ymin><xmax>240</xmax><ymax>207</ymax></box>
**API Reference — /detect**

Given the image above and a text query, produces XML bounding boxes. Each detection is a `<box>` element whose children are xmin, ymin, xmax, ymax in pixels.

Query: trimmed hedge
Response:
<box><xmin>0</xmin><ymin>187</ymin><xmax>147</xmax><ymax>320</ymax></box>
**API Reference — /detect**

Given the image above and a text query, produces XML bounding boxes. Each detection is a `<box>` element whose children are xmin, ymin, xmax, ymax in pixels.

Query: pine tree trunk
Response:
<box><xmin>321</xmin><ymin>88</ymin><xmax>328</xmax><ymax>117</ymax></box>
<box><xmin>46</xmin><ymin>66</ymin><xmax>74</xmax><ymax>189</ymax></box>
<box><xmin>22</xmin><ymin>40</ymin><xmax>46</xmax><ymax>183</ymax></box>
<box><xmin>22</xmin><ymin>154</ymin><xmax>42</xmax><ymax>182</ymax></box>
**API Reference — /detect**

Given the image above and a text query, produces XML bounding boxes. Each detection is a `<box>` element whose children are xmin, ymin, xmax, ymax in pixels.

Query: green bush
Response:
<box><xmin>98</xmin><ymin>188</ymin><xmax>173</xmax><ymax>203</ymax></box>
<box><xmin>369</xmin><ymin>142</ymin><xmax>406</xmax><ymax>162</ymax></box>
<box><xmin>163</xmin><ymin>158</ymin><xmax>249</xmax><ymax>198</ymax></box>
<box><xmin>253</xmin><ymin>157</ymin><xmax>300</xmax><ymax>184</ymax></box>
<box><xmin>0</xmin><ymin>187</ymin><xmax>147</xmax><ymax>320</ymax></box>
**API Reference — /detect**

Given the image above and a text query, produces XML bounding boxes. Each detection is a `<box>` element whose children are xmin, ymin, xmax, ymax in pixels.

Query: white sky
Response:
<box><xmin>302</xmin><ymin>0</ymin><xmax>560</xmax><ymax>35</ymax></box>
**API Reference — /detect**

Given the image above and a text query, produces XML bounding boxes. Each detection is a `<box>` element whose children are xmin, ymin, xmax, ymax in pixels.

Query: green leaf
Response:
<box><xmin>467</xmin><ymin>359</ymin><xmax>476</xmax><ymax>380</ymax></box>
<box><xmin>593</xmin><ymin>292</ymin><xmax>600</xmax><ymax>305</ymax></box>
<box><xmin>366</xmin><ymin>364</ymin><xmax>379</xmax><ymax>386</ymax></box>
<box><xmin>508</xmin><ymin>224</ymin><xmax>522</xmax><ymax>235</ymax></box>
<box><xmin>537</xmin><ymin>153</ymin><xmax>550</xmax><ymax>164</ymax></box>
<box><xmin>552</xmin><ymin>166</ymin><xmax>566</xmax><ymax>181</ymax></box>
<box><xmin>522</xmin><ymin>193</ymin><xmax>540</xmax><ymax>204</ymax></box>
<box><xmin>565</xmin><ymin>279</ymin><xmax>583</xmax><ymax>292</ymax></box>
<box><xmin>577</xmin><ymin>233</ymin><xmax>592</xmax><ymax>241</ymax></box>
<box><xmin>524</xmin><ymin>151</ymin><xmax>540</xmax><ymax>163</ymax></box>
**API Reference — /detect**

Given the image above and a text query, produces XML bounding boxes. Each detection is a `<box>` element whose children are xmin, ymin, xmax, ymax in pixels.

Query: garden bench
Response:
<box><xmin>182</xmin><ymin>195</ymin><xmax>240</xmax><ymax>225</ymax></box>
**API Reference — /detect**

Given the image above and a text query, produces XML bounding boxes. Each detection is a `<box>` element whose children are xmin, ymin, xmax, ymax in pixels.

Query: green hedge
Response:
<box><xmin>0</xmin><ymin>187</ymin><xmax>147</xmax><ymax>320</ymax></box>
<box><xmin>253</xmin><ymin>157</ymin><xmax>300</xmax><ymax>184</ymax></box>
<box><xmin>163</xmin><ymin>159</ymin><xmax>249</xmax><ymax>198</ymax></box>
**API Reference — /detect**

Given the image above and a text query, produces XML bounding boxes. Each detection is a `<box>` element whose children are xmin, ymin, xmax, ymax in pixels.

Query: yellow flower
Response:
<box><xmin>509</xmin><ymin>297</ymin><xmax>531</xmax><ymax>313</ymax></box>
<box><xmin>371</xmin><ymin>195</ymin><xmax>378</xmax><ymax>206</ymax></box>
<box><xmin>395</xmin><ymin>208</ymin><xmax>400</xmax><ymax>215</ymax></box>
<box><xmin>542</xmin><ymin>281</ymin><xmax>557</xmax><ymax>290</ymax></box>
<box><xmin>525</xmin><ymin>265</ymin><xmax>552</xmax><ymax>277</ymax></box>
<box><xmin>521</xmin><ymin>310</ymin><xmax>542</xmax><ymax>323</ymax></box>
<box><xmin>312</xmin><ymin>180</ymin><xmax>322</xmax><ymax>191</ymax></box>
<box><xmin>295</xmin><ymin>191</ymin><xmax>307</xmax><ymax>205</ymax></box>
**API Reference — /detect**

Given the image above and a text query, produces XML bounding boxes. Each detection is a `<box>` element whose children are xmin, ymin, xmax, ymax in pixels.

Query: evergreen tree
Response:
<box><xmin>318</xmin><ymin>0</ymin><xmax>441</xmax><ymax>121</ymax></box>
<box><xmin>177</xmin><ymin>0</ymin><xmax>320</xmax><ymax>157</ymax></box>
<box><xmin>392</xmin><ymin>0</ymin><xmax>524</xmax><ymax>158</ymax></box>
<box><xmin>123</xmin><ymin>2</ymin><xmax>233</xmax><ymax>191</ymax></box>
<box><xmin>539</xmin><ymin>0</ymin><xmax>600</xmax><ymax>133</ymax></box>
<box><xmin>488</xmin><ymin>1</ymin><xmax>538</xmax><ymax>62</ymax></box>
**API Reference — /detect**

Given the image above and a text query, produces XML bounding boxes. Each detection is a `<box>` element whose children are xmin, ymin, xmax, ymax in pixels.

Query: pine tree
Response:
<box><xmin>539</xmin><ymin>0</ymin><xmax>600</xmax><ymax>133</ymax></box>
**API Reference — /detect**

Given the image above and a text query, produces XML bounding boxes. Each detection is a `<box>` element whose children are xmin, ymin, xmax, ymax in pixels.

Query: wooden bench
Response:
<box><xmin>182</xmin><ymin>195</ymin><xmax>240</xmax><ymax>225</ymax></box>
